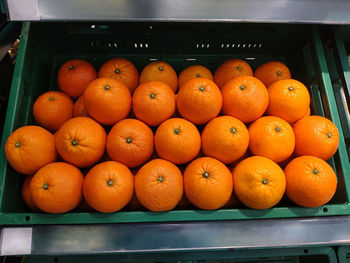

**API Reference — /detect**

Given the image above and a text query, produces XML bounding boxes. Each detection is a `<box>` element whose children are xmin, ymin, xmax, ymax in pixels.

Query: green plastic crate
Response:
<box><xmin>0</xmin><ymin>22</ymin><xmax>349</xmax><ymax>225</ymax></box>
<box><xmin>322</xmin><ymin>26</ymin><xmax>350</xmax><ymax>150</ymax></box>
<box><xmin>338</xmin><ymin>246</ymin><xmax>350</xmax><ymax>263</ymax></box>
<box><xmin>22</xmin><ymin>247</ymin><xmax>337</xmax><ymax>263</ymax></box>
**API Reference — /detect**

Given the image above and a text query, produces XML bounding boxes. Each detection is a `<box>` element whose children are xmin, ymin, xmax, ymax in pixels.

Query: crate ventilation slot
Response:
<box><xmin>90</xmin><ymin>41</ymin><xmax>118</xmax><ymax>49</ymax></box>
<box><xmin>134</xmin><ymin>43</ymin><xmax>149</xmax><ymax>48</ymax></box>
<box><xmin>196</xmin><ymin>43</ymin><xmax>210</xmax><ymax>48</ymax></box>
<box><xmin>220</xmin><ymin>43</ymin><xmax>263</xmax><ymax>49</ymax></box>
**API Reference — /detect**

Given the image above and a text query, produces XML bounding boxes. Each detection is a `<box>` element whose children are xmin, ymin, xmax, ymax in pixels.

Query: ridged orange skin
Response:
<box><xmin>178</xmin><ymin>65</ymin><xmax>214</xmax><ymax>88</ymax></box>
<box><xmin>73</xmin><ymin>96</ymin><xmax>89</xmax><ymax>117</ymax></box>
<box><xmin>83</xmin><ymin>161</ymin><xmax>134</xmax><ymax>213</ymax></box>
<box><xmin>135</xmin><ymin>159</ymin><xmax>183</xmax><ymax>211</ymax></box>
<box><xmin>98</xmin><ymin>58</ymin><xmax>139</xmax><ymax>94</ymax></box>
<box><xmin>293</xmin><ymin>116</ymin><xmax>339</xmax><ymax>160</ymax></box>
<box><xmin>249</xmin><ymin>116</ymin><xmax>295</xmax><ymax>163</ymax></box>
<box><xmin>132</xmin><ymin>81</ymin><xmax>175</xmax><ymax>126</ymax></box>
<box><xmin>184</xmin><ymin>157</ymin><xmax>233</xmax><ymax>210</ymax></box>
<box><xmin>106</xmin><ymin>119</ymin><xmax>154</xmax><ymax>168</ymax></box>
<box><xmin>155</xmin><ymin>118</ymin><xmax>201</xmax><ymax>164</ymax></box>
<box><xmin>267</xmin><ymin>79</ymin><xmax>310</xmax><ymax>123</ymax></box>
<box><xmin>139</xmin><ymin>61</ymin><xmax>178</xmax><ymax>92</ymax></box>
<box><xmin>214</xmin><ymin>59</ymin><xmax>253</xmax><ymax>89</ymax></box>
<box><xmin>57</xmin><ymin>59</ymin><xmax>97</xmax><ymax>99</ymax></box>
<box><xmin>5</xmin><ymin>125</ymin><xmax>57</xmax><ymax>175</ymax></box>
<box><xmin>33</xmin><ymin>91</ymin><xmax>74</xmax><ymax>132</ymax></box>
<box><xmin>30</xmin><ymin>162</ymin><xmax>84</xmax><ymax>213</ymax></box>
<box><xmin>83</xmin><ymin>77</ymin><xmax>131</xmax><ymax>125</ymax></box>
<box><xmin>254</xmin><ymin>61</ymin><xmax>291</xmax><ymax>87</ymax></box>
<box><xmin>22</xmin><ymin>175</ymin><xmax>40</xmax><ymax>211</ymax></box>
<box><xmin>285</xmin><ymin>156</ymin><xmax>337</xmax><ymax>207</ymax></box>
<box><xmin>177</xmin><ymin>78</ymin><xmax>222</xmax><ymax>125</ymax></box>
<box><xmin>55</xmin><ymin>117</ymin><xmax>106</xmax><ymax>168</ymax></box>
<box><xmin>201</xmin><ymin>116</ymin><xmax>249</xmax><ymax>164</ymax></box>
<box><xmin>233</xmin><ymin>156</ymin><xmax>286</xmax><ymax>209</ymax></box>
<box><xmin>221</xmin><ymin>76</ymin><xmax>269</xmax><ymax>123</ymax></box>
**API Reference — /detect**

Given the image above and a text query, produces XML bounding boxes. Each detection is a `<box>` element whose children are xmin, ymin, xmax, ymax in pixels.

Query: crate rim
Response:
<box><xmin>0</xmin><ymin>22</ymin><xmax>350</xmax><ymax>225</ymax></box>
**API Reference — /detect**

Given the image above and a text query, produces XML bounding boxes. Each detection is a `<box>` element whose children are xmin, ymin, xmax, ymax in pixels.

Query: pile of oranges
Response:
<box><xmin>6</xmin><ymin>57</ymin><xmax>340</xmax><ymax>214</ymax></box>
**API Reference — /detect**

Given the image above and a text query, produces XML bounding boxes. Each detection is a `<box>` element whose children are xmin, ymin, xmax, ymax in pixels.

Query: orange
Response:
<box><xmin>267</xmin><ymin>79</ymin><xmax>310</xmax><ymax>123</ymax></box>
<box><xmin>22</xmin><ymin>175</ymin><xmax>40</xmax><ymax>211</ymax></box>
<box><xmin>57</xmin><ymin>59</ymin><xmax>97</xmax><ymax>99</ymax></box>
<box><xmin>184</xmin><ymin>157</ymin><xmax>233</xmax><ymax>210</ymax></box>
<box><xmin>55</xmin><ymin>117</ymin><xmax>106</xmax><ymax>168</ymax></box>
<box><xmin>132</xmin><ymin>81</ymin><xmax>175</xmax><ymax>126</ymax></box>
<box><xmin>83</xmin><ymin>161</ymin><xmax>134</xmax><ymax>213</ymax></box>
<box><xmin>83</xmin><ymin>77</ymin><xmax>131</xmax><ymax>125</ymax></box>
<box><xmin>135</xmin><ymin>159</ymin><xmax>183</xmax><ymax>211</ymax></box>
<box><xmin>5</xmin><ymin>125</ymin><xmax>57</xmax><ymax>175</ymax></box>
<box><xmin>201</xmin><ymin>116</ymin><xmax>249</xmax><ymax>164</ymax></box>
<box><xmin>98</xmin><ymin>57</ymin><xmax>139</xmax><ymax>94</ymax></box>
<box><xmin>30</xmin><ymin>162</ymin><xmax>84</xmax><ymax>213</ymax></box>
<box><xmin>33</xmin><ymin>91</ymin><xmax>74</xmax><ymax>132</ymax></box>
<box><xmin>222</xmin><ymin>76</ymin><xmax>269</xmax><ymax>123</ymax></box>
<box><xmin>305</xmin><ymin>107</ymin><xmax>311</xmax><ymax>116</ymax></box>
<box><xmin>293</xmin><ymin>116</ymin><xmax>339</xmax><ymax>160</ymax></box>
<box><xmin>291</xmin><ymin>107</ymin><xmax>311</xmax><ymax>126</ymax></box>
<box><xmin>155</xmin><ymin>118</ymin><xmax>201</xmax><ymax>164</ymax></box>
<box><xmin>254</xmin><ymin>61</ymin><xmax>291</xmax><ymax>87</ymax></box>
<box><xmin>249</xmin><ymin>116</ymin><xmax>295</xmax><ymax>163</ymax></box>
<box><xmin>106</xmin><ymin>119</ymin><xmax>154</xmax><ymax>168</ymax></box>
<box><xmin>285</xmin><ymin>156</ymin><xmax>337</xmax><ymax>207</ymax></box>
<box><xmin>139</xmin><ymin>61</ymin><xmax>178</xmax><ymax>92</ymax></box>
<box><xmin>177</xmin><ymin>78</ymin><xmax>222</xmax><ymax>124</ymax></box>
<box><xmin>73</xmin><ymin>96</ymin><xmax>89</xmax><ymax>117</ymax></box>
<box><xmin>214</xmin><ymin>59</ymin><xmax>253</xmax><ymax>89</ymax></box>
<box><xmin>178</xmin><ymin>65</ymin><xmax>214</xmax><ymax>88</ymax></box>
<box><xmin>233</xmin><ymin>156</ymin><xmax>286</xmax><ymax>209</ymax></box>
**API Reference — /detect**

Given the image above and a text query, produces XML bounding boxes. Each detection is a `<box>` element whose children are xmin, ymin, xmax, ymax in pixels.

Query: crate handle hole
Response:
<box><xmin>323</xmin><ymin>207</ymin><xmax>328</xmax><ymax>213</ymax></box>
<box><xmin>25</xmin><ymin>215</ymin><xmax>31</xmax><ymax>222</ymax></box>
<box><xmin>304</xmin><ymin>249</ymin><xmax>308</xmax><ymax>254</ymax></box>
<box><xmin>54</xmin><ymin>257</ymin><xmax>59</xmax><ymax>262</ymax></box>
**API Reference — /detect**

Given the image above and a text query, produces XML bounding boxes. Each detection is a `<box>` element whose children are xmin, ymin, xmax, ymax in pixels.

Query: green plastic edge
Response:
<box><xmin>0</xmin><ymin>204</ymin><xmax>349</xmax><ymax>225</ymax></box>
<box><xmin>0</xmin><ymin>24</ymin><xmax>349</xmax><ymax>225</ymax></box>
<box><xmin>333</xmin><ymin>26</ymin><xmax>350</xmax><ymax>102</ymax></box>
<box><xmin>0</xmin><ymin>22</ymin><xmax>29</xmax><ymax>209</ymax></box>
<box><xmin>312</xmin><ymin>27</ymin><xmax>350</xmax><ymax>202</ymax></box>
<box><xmin>24</xmin><ymin>247</ymin><xmax>337</xmax><ymax>262</ymax></box>
<box><xmin>338</xmin><ymin>246</ymin><xmax>350</xmax><ymax>263</ymax></box>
